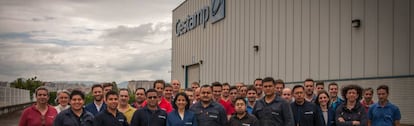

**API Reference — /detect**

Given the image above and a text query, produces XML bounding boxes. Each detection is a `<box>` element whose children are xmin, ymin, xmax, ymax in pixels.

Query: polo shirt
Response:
<box><xmin>131</xmin><ymin>100</ymin><xmax>147</xmax><ymax>109</ymax></box>
<box><xmin>93</xmin><ymin>108</ymin><xmax>128</xmax><ymax>126</ymax></box>
<box><xmin>368</xmin><ymin>101</ymin><xmax>401</xmax><ymax>126</ymax></box>
<box><xmin>290</xmin><ymin>101</ymin><xmax>323</xmax><ymax>126</ymax></box>
<box><xmin>130</xmin><ymin>106</ymin><xmax>167</xmax><ymax>126</ymax></box>
<box><xmin>228</xmin><ymin>113</ymin><xmax>258</xmax><ymax>126</ymax></box>
<box><xmin>190</xmin><ymin>101</ymin><xmax>227</xmax><ymax>126</ymax></box>
<box><xmin>159</xmin><ymin>97</ymin><xmax>173</xmax><ymax>113</ymax></box>
<box><xmin>19</xmin><ymin>104</ymin><xmax>57</xmax><ymax>126</ymax></box>
<box><xmin>218</xmin><ymin>98</ymin><xmax>235</xmax><ymax>115</ymax></box>
<box><xmin>119</xmin><ymin>104</ymin><xmax>136</xmax><ymax>124</ymax></box>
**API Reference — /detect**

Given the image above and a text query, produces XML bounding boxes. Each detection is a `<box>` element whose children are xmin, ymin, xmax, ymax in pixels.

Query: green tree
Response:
<box><xmin>10</xmin><ymin>76</ymin><xmax>43</xmax><ymax>100</ymax></box>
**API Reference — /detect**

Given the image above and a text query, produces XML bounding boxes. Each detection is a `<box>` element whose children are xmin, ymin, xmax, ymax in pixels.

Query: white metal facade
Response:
<box><xmin>172</xmin><ymin>0</ymin><xmax>413</xmax><ymax>124</ymax></box>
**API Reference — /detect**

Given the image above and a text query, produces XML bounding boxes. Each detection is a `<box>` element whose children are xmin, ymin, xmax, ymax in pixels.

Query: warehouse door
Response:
<box><xmin>186</xmin><ymin>64</ymin><xmax>200</xmax><ymax>88</ymax></box>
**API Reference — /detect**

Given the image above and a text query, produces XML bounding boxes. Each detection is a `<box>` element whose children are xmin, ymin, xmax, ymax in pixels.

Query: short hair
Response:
<box><xmin>35</xmin><ymin>86</ymin><xmax>49</xmax><ymax>96</ymax></box>
<box><xmin>292</xmin><ymin>85</ymin><xmax>305</xmax><ymax>93</ymax></box>
<box><xmin>146</xmin><ymin>88</ymin><xmax>158</xmax><ymax>96</ymax></box>
<box><xmin>376</xmin><ymin>85</ymin><xmax>389</xmax><ymax>94</ymax></box>
<box><xmin>172</xmin><ymin>92</ymin><xmax>191</xmax><ymax>110</ymax></box>
<box><xmin>70</xmin><ymin>90</ymin><xmax>85</xmax><ymax>100</ymax></box>
<box><xmin>135</xmin><ymin>87</ymin><xmax>146</xmax><ymax>93</ymax></box>
<box><xmin>275</xmin><ymin>79</ymin><xmax>285</xmax><ymax>88</ymax></box>
<box><xmin>316</xmin><ymin>81</ymin><xmax>324</xmax><ymax>87</ymax></box>
<box><xmin>184</xmin><ymin>88</ymin><xmax>193</xmax><ymax>92</ymax></box>
<box><xmin>91</xmin><ymin>84</ymin><xmax>103</xmax><ymax>92</ymax></box>
<box><xmin>119</xmin><ymin>88</ymin><xmax>129</xmax><ymax>93</ymax></box>
<box><xmin>341</xmin><ymin>84</ymin><xmax>363</xmax><ymax>101</ymax></box>
<box><xmin>305</xmin><ymin>78</ymin><xmax>314</xmax><ymax>82</ymax></box>
<box><xmin>234</xmin><ymin>96</ymin><xmax>247</xmax><ymax>105</ymax></box>
<box><xmin>315</xmin><ymin>90</ymin><xmax>330</xmax><ymax>106</ymax></box>
<box><xmin>247</xmin><ymin>85</ymin><xmax>256</xmax><ymax>92</ymax></box>
<box><xmin>328</xmin><ymin>82</ymin><xmax>338</xmax><ymax>89</ymax></box>
<box><xmin>153</xmin><ymin>80</ymin><xmax>166</xmax><ymax>88</ymax></box>
<box><xmin>262</xmin><ymin>77</ymin><xmax>276</xmax><ymax>84</ymax></box>
<box><xmin>55</xmin><ymin>90</ymin><xmax>70</xmax><ymax>103</ymax></box>
<box><xmin>254</xmin><ymin>78</ymin><xmax>263</xmax><ymax>83</ymax></box>
<box><xmin>191</xmin><ymin>82</ymin><xmax>200</xmax><ymax>86</ymax></box>
<box><xmin>222</xmin><ymin>83</ymin><xmax>230</xmax><ymax>88</ymax></box>
<box><xmin>229</xmin><ymin>86</ymin><xmax>238</xmax><ymax>91</ymax></box>
<box><xmin>211</xmin><ymin>82</ymin><xmax>222</xmax><ymax>87</ymax></box>
<box><xmin>200</xmin><ymin>85</ymin><xmax>211</xmax><ymax>91</ymax></box>
<box><xmin>363</xmin><ymin>87</ymin><xmax>374</xmax><ymax>94</ymax></box>
<box><xmin>105</xmin><ymin>90</ymin><xmax>119</xmax><ymax>100</ymax></box>
<box><xmin>165</xmin><ymin>84</ymin><xmax>173</xmax><ymax>88</ymax></box>
<box><xmin>102</xmin><ymin>82</ymin><xmax>113</xmax><ymax>89</ymax></box>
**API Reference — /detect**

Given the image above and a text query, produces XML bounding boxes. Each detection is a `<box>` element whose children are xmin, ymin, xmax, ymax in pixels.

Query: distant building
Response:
<box><xmin>127</xmin><ymin>80</ymin><xmax>154</xmax><ymax>93</ymax></box>
<box><xmin>0</xmin><ymin>81</ymin><xmax>8</xmax><ymax>87</ymax></box>
<box><xmin>43</xmin><ymin>82</ymin><xmax>91</xmax><ymax>94</ymax></box>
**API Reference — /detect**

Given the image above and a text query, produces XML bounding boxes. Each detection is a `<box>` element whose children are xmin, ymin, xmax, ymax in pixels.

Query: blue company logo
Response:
<box><xmin>175</xmin><ymin>0</ymin><xmax>226</xmax><ymax>37</ymax></box>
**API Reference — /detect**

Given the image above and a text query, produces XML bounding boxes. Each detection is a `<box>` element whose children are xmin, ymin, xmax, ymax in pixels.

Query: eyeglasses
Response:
<box><xmin>148</xmin><ymin>96</ymin><xmax>158</xmax><ymax>99</ymax></box>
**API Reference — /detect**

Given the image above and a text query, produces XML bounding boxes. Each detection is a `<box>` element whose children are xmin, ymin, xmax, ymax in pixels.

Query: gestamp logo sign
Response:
<box><xmin>175</xmin><ymin>0</ymin><xmax>225</xmax><ymax>37</ymax></box>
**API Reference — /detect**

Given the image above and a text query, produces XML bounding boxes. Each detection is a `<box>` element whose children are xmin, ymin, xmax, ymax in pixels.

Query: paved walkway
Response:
<box><xmin>0</xmin><ymin>109</ymin><xmax>22</xmax><ymax>126</ymax></box>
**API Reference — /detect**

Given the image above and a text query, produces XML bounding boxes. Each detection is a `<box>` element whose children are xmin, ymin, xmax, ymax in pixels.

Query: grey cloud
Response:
<box><xmin>101</xmin><ymin>22</ymin><xmax>171</xmax><ymax>44</ymax></box>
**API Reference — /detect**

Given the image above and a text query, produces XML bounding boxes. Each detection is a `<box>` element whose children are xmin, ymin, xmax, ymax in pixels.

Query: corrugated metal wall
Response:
<box><xmin>173</xmin><ymin>0</ymin><xmax>413</xmax><ymax>84</ymax></box>
<box><xmin>173</xmin><ymin>0</ymin><xmax>413</xmax><ymax>124</ymax></box>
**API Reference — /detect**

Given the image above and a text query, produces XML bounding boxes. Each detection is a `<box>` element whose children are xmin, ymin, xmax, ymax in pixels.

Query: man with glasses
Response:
<box><xmin>19</xmin><ymin>86</ymin><xmax>57</xmax><ymax>126</ymax></box>
<box><xmin>131</xmin><ymin>89</ymin><xmax>167</xmax><ymax>126</ymax></box>
<box><xmin>253</xmin><ymin>77</ymin><xmax>294</xmax><ymax>126</ymax></box>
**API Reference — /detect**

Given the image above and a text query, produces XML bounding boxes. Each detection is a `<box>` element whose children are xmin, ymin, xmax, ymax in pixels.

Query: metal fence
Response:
<box><xmin>0</xmin><ymin>87</ymin><xmax>31</xmax><ymax>107</ymax></box>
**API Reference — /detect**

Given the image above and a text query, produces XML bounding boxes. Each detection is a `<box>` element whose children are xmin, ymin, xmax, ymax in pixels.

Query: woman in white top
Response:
<box><xmin>54</xmin><ymin>90</ymin><xmax>70</xmax><ymax>113</ymax></box>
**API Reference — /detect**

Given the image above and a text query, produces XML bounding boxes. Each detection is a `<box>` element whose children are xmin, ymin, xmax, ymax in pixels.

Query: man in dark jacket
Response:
<box><xmin>93</xmin><ymin>91</ymin><xmax>128</xmax><ymax>126</ymax></box>
<box><xmin>253</xmin><ymin>77</ymin><xmax>294</xmax><ymax>126</ymax></box>
<box><xmin>190</xmin><ymin>84</ymin><xmax>227</xmax><ymax>126</ymax></box>
<box><xmin>130</xmin><ymin>89</ymin><xmax>167</xmax><ymax>126</ymax></box>
<box><xmin>54</xmin><ymin>90</ymin><xmax>94</xmax><ymax>126</ymax></box>
<box><xmin>290</xmin><ymin>85</ymin><xmax>323</xmax><ymax>126</ymax></box>
<box><xmin>229</xmin><ymin>97</ymin><xmax>257</xmax><ymax>126</ymax></box>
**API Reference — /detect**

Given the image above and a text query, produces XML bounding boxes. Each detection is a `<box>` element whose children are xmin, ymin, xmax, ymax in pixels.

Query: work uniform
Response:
<box><xmin>190</xmin><ymin>101</ymin><xmax>227</xmax><ymax>126</ymax></box>
<box><xmin>53</xmin><ymin>108</ymin><xmax>94</xmax><ymax>126</ymax></box>
<box><xmin>93</xmin><ymin>108</ymin><xmax>128</xmax><ymax>126</ymax></box>
<box><xmin>167</xmin><ymin>109</ymin><xmax>198</xmax><ymax>126</ymax></box>
<box><xmin>130</xmin><ymin>106</ymin><xmax>167</xmax><ymax>126</ymax></box>
<box><xmin>228</xmin><ymin>113</ymin><xmax>258</xmax><ymax>126</ymax></box>
<box><xmin>335</xmin><ymin>102</ymin><xmax>367</xmax><ymax>126</ymax></box>
<box><xmin>290</xmin><ymin>101</ymin><xmax>323</xmax><ymax>126</ymax></box>
<box><xmin>252</xmin><ymin>96</ymin><xmax>294</xmax><ymax>126</ymax></box>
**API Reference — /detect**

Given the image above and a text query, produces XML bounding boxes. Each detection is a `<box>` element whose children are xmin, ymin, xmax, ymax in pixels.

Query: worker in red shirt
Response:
<box><xmin>19</xmin><ymin>86</ymin><xmax>57</xmax><ymax>126</ymax></box>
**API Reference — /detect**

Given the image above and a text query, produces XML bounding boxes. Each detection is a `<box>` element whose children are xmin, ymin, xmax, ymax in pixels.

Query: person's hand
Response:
<box><xmin>338</xmin><ymin>117</ymin><xmax>345</xmax><ymax>123</ymax></box>
<box><xmin>352</xmin><ymin>121</ymin><xmax>360</xmax><ymax>125</ymax></box>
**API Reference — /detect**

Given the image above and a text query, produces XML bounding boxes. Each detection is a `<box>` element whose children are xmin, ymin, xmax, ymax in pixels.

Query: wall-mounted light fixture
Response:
<box><xmin>253</xmin><ymin>45</ymin><xmax>259</xmax><ymax>52</ymax></box>
<box><xmin>352</xmin><ymin>19</ymin><xmax>361</xmax><ymax>28</ymax></box>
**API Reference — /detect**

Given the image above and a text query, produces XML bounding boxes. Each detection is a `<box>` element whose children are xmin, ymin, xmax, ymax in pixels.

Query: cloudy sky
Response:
<box><xmin>0</xmin><ymin>0</ymin><xmax>184</xmax><ymax>83</ymax></box>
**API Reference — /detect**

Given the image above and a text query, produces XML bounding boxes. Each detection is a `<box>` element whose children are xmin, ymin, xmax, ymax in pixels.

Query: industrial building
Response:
<box><xmin>172</xmin><ymin>0</ymin><xmax>414</xmax><ymax>124</ymax></box>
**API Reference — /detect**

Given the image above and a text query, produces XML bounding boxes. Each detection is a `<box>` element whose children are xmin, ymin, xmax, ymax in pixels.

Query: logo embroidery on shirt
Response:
<box><xmin>304</xmin><ymin>111</ymin><xmax>314</xmax><ymax>115</ymax></box>
<box><xmin>158</xmin><ymin>115</ymin><xmax>166</xmax><ymax>119</ymax></box>
<box><xmin>271</xmin><ymin>112</ymin><xmax>280</xmax><ymax>115</ymax></box>
<box><xmin>209</xmin><ymin>115</ymin><xmax>218</xmax><ymax>118</ymax></box>
<box><xmin>185</xmin><ymin>122</ymin><xmax>192</xmax><ymax>125</ymax></box>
